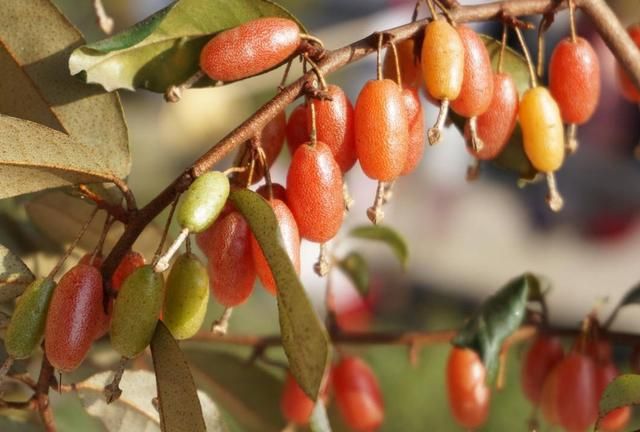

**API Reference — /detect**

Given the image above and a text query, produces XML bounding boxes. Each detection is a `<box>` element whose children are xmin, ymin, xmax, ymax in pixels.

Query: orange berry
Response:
<box><xmin>383</xmin><ymin>38</ymin><xmax>423</xmax><ymax>88</ymax></box>
<box><xmin>200</xmin><ymin>17</ymin><xmax>300</xmax><ymax>82</ymax></box>
<box><xmin>354</xmin><ymin>79</ymin><xmax>409</xmax><ymax>181</ymax></box>
<box><xmin>400</xmin><ymin>87</ymin><xmax>425</xmax><ymax>175</ymax></box>
<box><xmin>450</xmin><ymin>25</ymin><xmax>494</xmax><ymax>118</ymax></box>
<box><xmin>421</xmin><ymin>20</ymin><xmax>465</xmax><ymax>101</ymax></box>
<box><xmin>286</xmin><ymin>142</ymin><xmax>344</xmax><ymax>243</ymax></box>
<box><xmin>250</xmin><ymin>199</ymin><xmax>300</xmax><ymax>295</ymax></box>
<box><xmin>280</xmin><ymin>372</ymin><xmax>315</xmax><ymax>425</ymax></box>
<box><xmin>616</xmin><ymin>24</ymin><xmax>640</xmax><ymax>102</ymax></box>
<box><xmin>446</xmin><ymin>347</ymin><xmax>490</xmax><ymax>429</ymax></box>
<box><xmin>549</xmin><ymin>37</ymin><xmax>601</xmax><ymax>124</ymax></box>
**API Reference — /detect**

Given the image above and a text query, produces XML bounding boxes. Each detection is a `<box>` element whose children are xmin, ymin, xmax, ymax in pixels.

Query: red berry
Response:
<box><xmin>256</xmin><ymin>183</ymin><xmax>288</xmax><ymax>203</ymax></box>
<box><xmin>332</xmin><ymin>356</ymin><xmax>384</xmax><ymax>432</ymax></box>
<box><xmin>281</xmin><ymin>372</ymin><xmax>315</xmax><ymax>425</ymax></box>
<box><xmin>286</xmin><ymin>104</ymin><xmax>308</xmax><ymax>156</ymax></box>
<box><xmin>466</xmin><ymin>72</ymin><xmax>519</xmax><ymax>160</ymax></box>
<box><xmin>199</xmin><ymin>18</ymin><xmax>300</xmax><ymax>82</ymax></box>
<box><xmin>250</xmin><ymin>199</ymin><xmax>300</xmax><ymax>295</ymax></box>
<box><xmin>286</xmin><ymin>142</ymin><xmax>343</xmax><ymax>243</ymax></box>
<box><xmin>79</xmin><ymin>253</ymin><xmax>102</xmax><ymax>268</ymax></box>
<box><xmin>450</xmin><ymin>25</ymin><xmax>494</xmax><ymax>118</ymax></box>
<box><xmin>554</xmin><ymin>352</ymin><xmax>598</xmax><ymax>432</ymax></box>
<box><xmin>585</xmin><ymin>338</ymin><xmax>613</xmax><ymax>365</ymax></box>
<box><xmin>383</xmin><ymin>38</ymin><xmax>423</xmax><ymax>88</ymax></box>
<box><xmin>521</xmin><ymin>336</ymin><xmax>564</xmax><ymax>405</ymax></box>
<box><xmin>354</xmin><ymin>79</ymin><xmax>409</xmax><ymax>181</ymax></box>
<box><xmin>400</xmin><ymin>86</ymin><xmax>425</xmax><ymax>175</ymax></box>
<box><xmin>45</xmin><ymin>264</ymin><xmax>103</xmax><ymax>372</ymax></box>
<box><xmin>208</xmin><ymin>211</ymin><xmax>256</xmax><ymax>307</ymax></box>
<box><xmin>540</xmin><ymin>364</ymin><xmax>562</xmax><ymax>425</ymax></box>
<box><xmin>446</xmin><ymin>347</ymin><xmax>490</xmax><ymax>429</ymax></box>
<box><xmin>549</xmin><ymin>37</ymin><xmax>601</xmax><ymax>124</ymax></box>
<box><xmin>616</xmin><ymin>24</ymin><xmax>640</xmax><ymax>102</ymax></box>
<box><xmin>595</xmin><ymin>362</ymin><xmax>631</xmax><ymax>432</ymax></box>
<box><xmin>196</xmin><ymin>202</ymin><xmax>234</xmax><ymax>256</ymax></box>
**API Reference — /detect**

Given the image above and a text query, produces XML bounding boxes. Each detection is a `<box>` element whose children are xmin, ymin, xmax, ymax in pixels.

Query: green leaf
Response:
<box><xmin>604</xmin><ymin>282</ymin><xmax>640</xmax><ymax>328</ymax></box>
<box><xmin>229</xmin><ymin>189</ymin><xmax>330</xmax><ymax>400</ymax></box>
<box><xmin>348</xmin><ymin>225</ymin><xmax>408</xmax><ymax>269</ymax></box>
<box><xmin>452</xmin><ymin>273</ymin><xmax>534</xmax><ymax>382</ymax></box>
<box><xmin>183</xmin><ymin>345</ymin><xmax>285</xmax><ymax>432</ymax></box>
<box><xmin>337</xmin><ymin>252</ymin><xmax>370</xmax><ymax>297</ymax></box>
<box><xmin>0</xmin><ymin>244</ymin><xmax>35</xmax><ymax>303</ymax></box>
<box><xmin>597</xmin><ymin>374</ymin><xmax>640</xmax><ymax>429</ymax></box>
<box><xmin>1</xmin><ymin>0</ymin><xmax>130</xmax><ymax>198</ymax></box>
<box><xmin>69</xmin><ymin>0</ymin><xmax>303</xmax><ymax>92</ymax></box>
<box><xmin>310</xmin><ymin>402</ymin><xmax>332</xmax><ymax>432</ymax></box>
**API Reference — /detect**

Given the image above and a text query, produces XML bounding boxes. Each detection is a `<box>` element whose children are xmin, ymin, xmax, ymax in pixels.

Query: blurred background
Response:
<box><xmin>2</xmin><ymin>0</ymin><xmax>640</xmax><ymax>431</ymax></box>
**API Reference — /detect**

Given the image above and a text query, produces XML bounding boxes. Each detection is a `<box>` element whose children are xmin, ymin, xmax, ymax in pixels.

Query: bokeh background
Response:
<box><xmin>2</xmin><ymin>0</ymin><xmax>640</xmax><ymax>430</ymax></box>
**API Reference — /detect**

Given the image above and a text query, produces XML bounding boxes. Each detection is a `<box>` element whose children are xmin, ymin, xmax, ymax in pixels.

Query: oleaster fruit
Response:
<box><xmin>177</xmin><ymin>170</ymin><xmax>230</xmax><ymax>233</ymax></box>
<box><xmin>400</xmin><ymin>86</ymin><xmax>425</xmax><ymax>176</ymax></box>
<box><xmin>520</xmin><ymin>335</ymin><xmax>564</xmax><ymax>405</ymax></box>
<box><xmin>281</xmin><ymin>372</ymin><xmax>316</xmax><ymax>426</ymax></box>
<box><xmin>286</xmin><ymin>104</ymin><xmax>309</xmax><ymax>157</ymax></box>
<box><xmin>446</xmin><ymin>347</ymin><xmax>490</xmax><ymax>429</ymax></box>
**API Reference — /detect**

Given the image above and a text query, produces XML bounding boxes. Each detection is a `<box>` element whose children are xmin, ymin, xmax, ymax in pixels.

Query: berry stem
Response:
<box><xmin>211</xmin><ymin>308</ymin><xmax>234</xmax><ymax>335</ymax></box>
<box><xmin>545</xmin><ymin>172</ymin><xmax>564</xmax><ymax>212</ymax></box>
<box><xmin>536</xmin><ymin>18</ymin><xmax>547</xmax><ymax>78</ymax></box>
<box><xmin>428</xmin><ymin>98</ymin><xmax>449</xmax><ymax>145</ymax></box>
<box><xmin>154</xmin><ymin>227</ymin><xmax>189</xmax><ymax>273</ymax></box>
<box><xmin>426</xmin><ymin>0</ymin><xmax>439</xmax><ymax>21</ymax></box>
<box><xmin>90</xmin><ymin>214</ymin><xmax>115</xmax><ymax>266</ymax></box>
<box><xmin>92</xmin><ymin>0</ymin><xmax>114</xmax><ymax>35</ymax></box>
<box><xmin>222</xmin><ymin>166</ymin><xmax>247</xmax><ymax>176</ymax></box>
<box><xmin>566</xmin><ymin>123</ymin><xmax>579</xmax><ymax>154</ymax></box>
<box><xmin>382</xmin><ymin>181</ymin><xmax>395</xmax><ymax>205</ymax></box>
<box><xmin>256</xmin><ymin>146</ymin><xmax>274</xmax><ymax>200</ymax></box>
<box><xmin>164</xmin><ymin>71</ymin><xmax>205</xmax><ymax>103</ymax></box>
<box><xmin>152</xmin><ymin>195</ymin><xmax>180</xmax><ymax>263</ymax></box>
<box><xmin>314</xmin><ymin>243</ymin><xmax>331</xmax><ymax>277</ymax></box>
<box><xmin>466</xmin><ymin>159</ymin><xmax>481</xmax><ymax>182</ymax></box>
<box><xmin>308</xmin><ymin>98</ymin><xmax>318</xmax><ymax>146</ymax></box>
<box><xmin>303</xmin><ymin>56</ymin><xmax>328</xmax><ymax>91</ymax></box>
<box><xmin>104</xmin><ymin>356</ymin><xmax>128</xmax><ymax>404</ymax></box>
<box><xmin>48</xmin><ymin>206</ymin><xmax>99</xmax><ymax>279</ymax></box>
<box><xmin>390</xmin><ymin>41</ymin><xmax>403</xmax><ymax>88</ymax></box>
<box><xmin>299</xmin><ymin>33</ymin><xmax>325</xmax><ymax>50</ymax></box>
<box><xmin>367</xmin><ymin>181</ymin><xmax>386</xmax><ymax>224</ymax></box>
<box><xmin>497</xmin><ymin>23</ymin><xmax>507</xmax><ymax>74</ymax></box>
<box><xmin>278</xmin><ymin>59</ymin><xmax>294</xmax><ymax>91</ymax></box>
<box><xmin>467</xmin><ymin>116</ymin><xmax>484</xmax><ymax>153</ymax></box>
<box><xmin>569</xmin><ymin>0</ymin><xmax>578</xmax><ymax>43</ymax></box>
<box><xmin>514</xmin><ymin>26</ymin><xmax>538</xmax><ymax>88</ymax></box>
<box><xmin>343</xmin><ymin>183</ymin><xmax>354</xmax><ymax>211</ymax></box>
<box><xmin>376</xmin><ymin>33</ymin><xmax>384</xmax><ymax>81</ymax></box>
<box><xmin>434</xmin><ymin>0</ymin><xmax>456</xmax><ymax>26</ymax></box>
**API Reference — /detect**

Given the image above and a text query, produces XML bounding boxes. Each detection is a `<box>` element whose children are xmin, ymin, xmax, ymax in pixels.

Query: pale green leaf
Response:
<box><xmin>597</xmin><ymin>374</ymin><xmax>640</xmax><ymax>430</ymax></box>
<box><xmin>0</xmin><ymin>244</ymin><xmax>35</xmax><ymax>303</ymax></box>
<box><xmin>337</xmin><ymin>252</ymin><xmax>369</xmax><ymax>297</ymax></box>
<box><xmin>349</xmin><ymin>225</ymin><xmax>408</xmax><ymax>269</ymax></box>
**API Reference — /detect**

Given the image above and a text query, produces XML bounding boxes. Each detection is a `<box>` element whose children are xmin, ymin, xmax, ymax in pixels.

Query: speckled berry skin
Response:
<box><xmin>251</xmin><ymin>198</ymin><xmax>300</xmax><ymax>295</ymax></box>
<box><xmin>549</xmin><ymin>37</ymin><xmax>601</xmax><ymax>124</ymax></box>
<box><xmin>400</xmin><ymin>86</ymin><xmax>425</xmax><ymax>175</ymax></box>
<box><xmin>110</xmin><ymin>265</ymin><xmax>165</xmax><ymax>359</ymax></box>
<box><xmin>45</xmin><ymin>264</ymin><xmax>103</xmax><ymax>371</ymax></box>
<box><xmin>5</xmin><ymin>278</ymin><xmax>56</xmax><ymax>360</ymax></box>
<box><xmin>616</xmin><ymin>24</ymin><xmax>640</xmax><ymax>102</ymax></box>
<box><xmin>177</xmin><ymin>171</ymin><xmax>230</xmax><ymax>233</ymax></box>
<box><xmin>519</xmin><ymin>87</ymin><xmax>565</xmax><ymax>173</ymax></box>
<box><xmin>307</xmin><ymin>85</ymin><xmax>357</xmax><ymax>173</ymax></box>
<box><xmin>256</xmin><ymin>183</ymin><xmax>288</xmax><ymax>203</ymax></box>
<box><xmin>208</xmin><ymin>211</ymin><xmax>256</xmax><ymax>307</ymax></box>
<box><xmin>467</xmin><ymin>73</ymin><xmax>519</xmax><ymax>160</ymax></box>
<box><xmin>286</xmin><ymin>142</ymin><xmax>343</xmax><ymax>243</ymax></box>
<box><xmin>450</xmin><ymin>25</ymin><xmax>494</xmax><ymax>118</ymax></box>
<box><xmin>354</xmin><ymin>79</ymin><xmax>409</xmax><ymax>181</ymax></box>
<box><xmin>163</xmin><ymin>254</ymin><xmax>209</xmax><ymax>340</ymax></box>
<box><xmin>286</xmin><ymin>104</ymin><xmax>309</xmax><ymax>156</ymax></box>
<box><xmin>421</xmin><ymin>20</ymin><xmax>465</xmax><ymax>101</ymax></box>
<box><xmin>199</xmin><ymin>17</ymin><xmax>301</xmax><ymax>82</ymax></box>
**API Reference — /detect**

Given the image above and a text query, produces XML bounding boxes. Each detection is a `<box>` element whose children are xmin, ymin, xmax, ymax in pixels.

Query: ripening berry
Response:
<box><xmin>286</xmin><ymin>104</ymin><xmax>308</xmax><ymax>156</ymax></box>
<box><xmin>354</xmin><ymin>79</ymin><xmax>409</xmax><ymax>181</ymax></box>
<box><xmin>540</xmin><ymin>364</ymin><xmax>562</xmax><ymax>425</ymax></box>
<box><xmin>281</xmin><ymin>372</ymin><xmax>315</xmax><ymax>426</ymax></box>
<box><xmin>286</xmin><ymin>142</ymin><xmax>344</xmax><ymax>242</ymax></box>
<box><xmin>421</xmin><ymin>20</ymin><xmax>465</xmax><ymax>101</ymax></box>
<box><xmin>199</xmin><ymin>17</ymin><xmax>301</xmax><ymax>82</ymax></box>
<box><xmin>333</xmin><ymin>356</ymin><xmax>384</xmax><ymax>432</ymax></box>
<box><xmin>383</xmin><ymin>38</ymin><xmax>423</xmax><ymax>88</ymax></box>
<box><xmin>163</xmin><ymin>254</ymin><xmax>210</xmax><ymax>340</ymax></box>
<box><xmin>307</xmin><ymin>85</ymin><xmax>357</xmax><ymax>173</ymax></box>
<box><xmin>554</xmin><ymin>352</ymin><xmax>598</xmax><ymax>432</ymax></box>
<box><xmin>466</xmin><ymin>73</ymin><xmax>519</xmax><ymax>160</ymax></box>
<box><xmin>520</xmin><ymin>336</ymin><xmax>564</xmax><ymax>405</ymax></box>
<box><xmin>235</xmin><ymin>111</ymin><xmax>287</xmax><ymax>186</ymax></box>
<box><xmin>79</xmin><ymin>253</ymin><xmax>102</xmax><ymax>268</ymax></box>
<box><xmin>256</xmin><ymin>183</ymin><xmax>288</xmax><ymax>203</ymax></box>
<box><xmin>400</xmin><ymin>86</ymin><xmax>425</xmax><ymax>175</ymax></box>
<box><xmin>446</xmin><ymin>347</ymin><xmax>490</xmax><ymax>429</ymax></box>
<box><xmin>45</xmin><ymin>264</ymin><xmax>103</xmax><ymax>371</ymax></box>
<box><xmin>196</xmin><ymin>202</ymin><xmax>234</xmax><ymax>256</ymax></box>
<box><xmin>177</xmin><ymin>171</ymin><xmax>230</xmax><ymax>233</ymax></box>
<box><xmin>616</xmin><ymin>24</ymin><xmax>640</xmax><ymax>102</ymax></box>
<box><xmin>5</xmin><ymin>278</ymin><xmax>56</xmax><ymax>360</ymax></box>
<box><xmin>111</xmin><ymin>265</ymin><xmax>165</xmax><ymax>359</ymax></box>
<box><xmin>208</xmin><ymin>211</ymin><xmax>256</xmax><ymax>306</ymax></box>
<box><xmin>450</xmin><ymin>25</ymin><xmax>494</xmax><ymax>118</ymax></box>
<box><xmin>549</xmin><ymin>37</ymin><xmax>601</xmax><ymax>124</ymax></box>
<box><xmin>251</xmin><ymin>199</ymin><xmax>300</xmax><ymax>295</ymax></box>
<box><xmin>519</xmin><ymin>87</ymin><xmax>565</xmax><ymax>173</ymax></box>
<box><xmin>595</xmin><ymin>362</ymin><xmax>631</xmax><ymax>432</ymax></box>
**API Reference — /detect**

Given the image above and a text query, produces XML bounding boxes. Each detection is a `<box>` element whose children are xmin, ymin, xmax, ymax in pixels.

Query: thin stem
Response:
<box><xmin>278</xmin><ymin>59</ymin><xmax>294</xmax><ymax>91</ymax></box>
<box><xmin>308</xmin><ymin>98</ymin><xmax>318</xmax><ymax>146</ymax></box>
<box><xmin>153</xmin><ymin>195</ymin><xmax>180</xmax><ymax>263</ymax></box>
<box><xmin>467</xmin><ymin>116</ymin><xmax>484</xmax><ymax>153</ymax></box>
<box><xmin>104</xmin><ymin>357</ymin><xmax>128</xmax><ymax>404</ymax></box>
<box><xmin>498</xmin><ymin>23</ymin><xmax>507</xmax><ymax>74</ymax></box>
<box><xmin>428</xmin><ymin>99</ymin><xmax>449</xmax><ymax>145</ymax></box>
<box><xmin>154</xmin><ymin>228</ymin><xmax>189</xmax><ymax>273</ymax></box>
<box><xmin>164</xmin><ymin>71</ymin><xmax>205</xmax><ymax>103</ymax></box>
<box><xmin>48</xmin><ymin>207</ymin><xmax>99</xmax><ymax>279</ymax></box>
<box><xmin>545</xmin><ymin>172</ymin><xmax>564</xmax><ymax>212</ymax></box>
<box><xmin>566</xmin><ymin>123</ymin><xmax>578</xmax><ymax>154</ymax></box>
<box><xmin>390</xmin><ymin>41</ymin><xmax>403</xmax><ymax>88</ymax></box>
<box><xmin>222</xmin><ymin>166</ymin><xmax>247</xmax><ymax>176</ymax></box>
<box><xmin>377</xmin><ymin>33</ymin><xmax>384</xmax><ymax>81</ymax></box>
<box><xmin>303</xmin><ymin>56</ymin><xmax>328</xmax><ymax>91</ymax></box>
<box><xmin>536</xmin><ymin>17</ymin><xmax>547</xmax><ymax>78</ymax></box>
<box><xmin>514</xmin><ymin>26</ymin><xmax>537</xmax><ymax>88</ymax></box>
<box><xmin>91</xmin><ymin>214</ymin><xmax>114</xmax><ymax>265</ymax></box>
<box><xmin>93</xmin><ymin>0</ymin><xmax>114</xmax><ymax>34</ymax></box>
<box><xmin>211</xmin><ymin>308</ymin><xmax>234</xmax><ymax>335</ymax></box>
<box><xmin>433</xmin><ymin>0</ymin><xmax>456</xmax><ymax>25</ymax></box>
<box><xmin>426</xmin><ymin>0</ymin><xmax>438</xmax><ymax>20</ymax></box>
<box><xmin>256</xmin><ymin>147</ymin><xmax>273</xmax><ymax>201</ymax></box>
<box><xmin>110</xmin><ymin>177</ymin><xmax>137</xmax><ymax>212</ymax></box>
<box><xmin>569</xmin><ymin>0</ymin><xmax>577</xmax><ymax>43</ymax></box>
<box><xmin>299</xmin><ymin>33</ymin><xmax>325</xmax><ymax>50</ymax></box>
<box><xmin>36</xmin><ymin>354</ymin><xmax>56</xmax><ymax>432</ymax></box>
<box><xmin>314</xmin><ymin>243</ymin><xmax>331</xmax><ymax>277</ymax></box>
<box><xmin>367</xmin><ymin>181</ymin><xmax>386</xmax><ymax>224</ymax></box>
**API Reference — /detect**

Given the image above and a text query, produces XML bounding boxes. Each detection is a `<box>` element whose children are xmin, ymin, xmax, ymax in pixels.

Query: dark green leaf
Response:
<box><xmin>183</xmin><ymin>345</ymin><xmax>285</xmax><ymax>432</ymax></box>
<box><xmin>337</xmin><ymin>252</ymin><xmax>370</xmax><ymax>297</ymax></box>
<box><xmin>452</xmin><ymin>273</ymin><xmax>535</xmax><ymax>382</ymax></box>
<box><xmin>0</xmin><ymin>244</ymin><xmax>35</xmax><ymax>303</ymax></box>
<box><xmin>605</xmin><ymin>282</ymin><xmax>640</xmax><ymax>328</ymax></box>
<box><xmin>348</xmin><ymin>225</ymin><xmax>408</xmax><ymax>269</ymax></box>
<box><xmin>151</xmin><ymin>321</ymin><xmax>208</xmax><ymax>432</ymax></box>
<box><xmin>69</xmin><ymin>0</ymin><xmax>303</xmax><ymax>92</ymax></box>
<box><xmin>230</xmin><ymin>189</ymin><xmax>330</xmax><ymax>400</ymax></box>
<box><xmin>310</xmin><ymin>402</ymin><xmax>332</xmax><ymax>432</ymax></box>
<box><xmin>1</xmin><ymin>0</ymin><xmax>130</xmax><ymax>198</ymax></box>
<box><xmin>597</xmin><ymin>374</ymin><xmax>640</xmax><ymax>430</ymax></box>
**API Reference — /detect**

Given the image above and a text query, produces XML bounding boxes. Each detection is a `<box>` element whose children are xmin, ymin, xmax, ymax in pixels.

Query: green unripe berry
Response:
<box><xmin>110</xmin><ymin>265</ymin><xmax>164</xmax><ymax>358</ymax></box>
<box><xmin>5</xmin><ymin>278</ymin><xmax>56</xmax><ymax>359</ymax></box>
<box><xmin>162</xmin><ymin>254</ymin><xmax>209</xmax><ymax>340</ymax></box>
<box><xmin>177</xmin><ymin>171</ymin><xmax>230</xmax><ymax>233</ymax></box>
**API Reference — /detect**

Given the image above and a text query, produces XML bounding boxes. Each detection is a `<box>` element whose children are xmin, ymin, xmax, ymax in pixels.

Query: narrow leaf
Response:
<box><xmin>183</xmin><ymin>345</ymin><xmax>285</xmax><ymax>432</ymax></box>
<box><xmin>0</xmin><ymin>244</ymin><xmax>35</xmax><ymax>302</ymax></box>
<box><xmin>150</xmin><ymin>321</ymin><xmax>209</xmax><ymax>432</ymax></box>
<box><xmin>337</xmin><ymin>252</ymin><xmax>370</xmax><ymax>297</ymax></box>
<box><xmin>349</xmin><ymin>225</ymin><xmax>408</xmax><ymax>269</ymax></box>
<box><xmin>597</xmin><ymin>374</ymin><xmax>640</xmax><ymax>429</ymax></box>
<box><xmin>69</xmin><ymin>0</ymin><xmax>303</xmax><ymax>92</ymax></box>
<box><xmin>604</xmin><ymin>282</ymin><xmax>640</xmax><ymax>328</ymax></box>
<box><xmin>1</xmin><ymin>0</ymin><xmax>130</xmax><ymax>197</ymax></box>
<box><xmin>309</xmin><ymin>402</ymin><xmax>332</xmax><ymax>432</ymax></box>
<box><xmin>452</xmin><ymin>273</ymin><xmax>534</xmax><ymax>382</ymax></box>
<box><xmin>230</xmin><ymin>189</ymin><xmax>330</xmax><ymax>400</ymax></box>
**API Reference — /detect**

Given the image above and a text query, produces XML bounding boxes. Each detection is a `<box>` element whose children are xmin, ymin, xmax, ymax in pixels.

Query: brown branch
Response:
<box><xmin>35</xmin><ymin>355</ymin><xmax>56</xmax><ymax>432</ymax></box>
<box><xmin>101</xmin><ymin>0</ymin><xmax>640</xmax><ymax>280</ymax></box>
